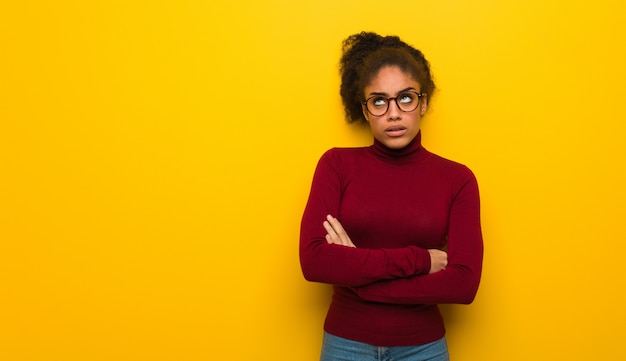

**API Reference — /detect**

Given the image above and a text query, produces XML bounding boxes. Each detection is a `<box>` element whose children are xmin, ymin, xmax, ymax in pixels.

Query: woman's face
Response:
<box><xmin>362</xmin><ymin>66</ymin><xmax>427</xmax><ymax>149</ymax></box>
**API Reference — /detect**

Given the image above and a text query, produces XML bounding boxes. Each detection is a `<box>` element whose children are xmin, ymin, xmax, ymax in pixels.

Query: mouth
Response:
<box><xmin>384</xmin><ymin>126</ymin><xmax>407</xmax><ymax>137</ymax></box>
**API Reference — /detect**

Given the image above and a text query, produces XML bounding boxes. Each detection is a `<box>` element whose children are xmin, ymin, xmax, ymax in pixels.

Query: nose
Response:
<box><xmin>387</xmin><ymin>98</ymin><xmax>402</xmax><ymax>120</ymax></box>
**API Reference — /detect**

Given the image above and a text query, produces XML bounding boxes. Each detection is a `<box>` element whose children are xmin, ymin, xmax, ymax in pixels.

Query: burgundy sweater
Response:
<box><xmin>300</xmin><ymin>132</ymin><xmax>483</xmax><ymax>346</ymax></box>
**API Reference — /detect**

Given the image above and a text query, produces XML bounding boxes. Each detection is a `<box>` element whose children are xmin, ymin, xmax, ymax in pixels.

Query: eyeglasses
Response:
<box><xmin>362</xmin><ymin>91</ymin><xmax>426</xmax><ymax>116</ymax></box>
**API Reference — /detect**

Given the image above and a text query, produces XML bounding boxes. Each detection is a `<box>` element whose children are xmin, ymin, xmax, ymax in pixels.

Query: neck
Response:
<box><xmin>369</xmin><ymin>132</ymin><xmax>426</xmax><ymax>164</ymax></box>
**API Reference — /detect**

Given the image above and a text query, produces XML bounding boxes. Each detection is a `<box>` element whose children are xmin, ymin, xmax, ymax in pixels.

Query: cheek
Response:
<box><xmin>369</xmin><ymin>122</ymin><xmax>379</xmax><ymax>135</ymax></box>
<box><xmin>369</xmin><ymin>119</ymin><xmax>383</xmax><ymax>133</ymax></box>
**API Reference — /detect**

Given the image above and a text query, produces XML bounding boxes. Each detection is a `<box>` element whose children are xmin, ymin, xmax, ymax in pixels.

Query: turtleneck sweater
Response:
<box><xmin>300</xmin><ymin>132</ymin><xmax>483</xmax><ymax>346</ymax></box>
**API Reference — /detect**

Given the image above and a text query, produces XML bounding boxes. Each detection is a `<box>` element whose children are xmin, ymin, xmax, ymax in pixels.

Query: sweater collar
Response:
<box><xmin>368</xmin><ymin>131</ymin><xmax>427</xmax><ymax>164</ymax></box>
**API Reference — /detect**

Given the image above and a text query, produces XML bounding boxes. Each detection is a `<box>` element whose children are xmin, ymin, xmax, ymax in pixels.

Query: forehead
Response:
<box><xmin>364</xmin><ymin>66</ymin><xmax>420</xmax><ymax>94</ymax></box>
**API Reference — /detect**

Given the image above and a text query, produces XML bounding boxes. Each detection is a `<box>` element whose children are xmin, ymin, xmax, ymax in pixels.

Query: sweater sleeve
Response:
<box><xmin>299</xmin><ymin>150</ymin><xmax>432</xmax><ymax>287</ymax></box>
<box><xmin>353</xmin><ymin>170</ymin><xmax>483</xmax><ymax>304</ymax></box>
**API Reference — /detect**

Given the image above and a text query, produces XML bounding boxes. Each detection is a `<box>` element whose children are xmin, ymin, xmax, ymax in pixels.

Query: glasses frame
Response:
<box><xmin>362</xmin><ymin>91</ymin><xmax>426</xmax><ymax>116</ymax></box>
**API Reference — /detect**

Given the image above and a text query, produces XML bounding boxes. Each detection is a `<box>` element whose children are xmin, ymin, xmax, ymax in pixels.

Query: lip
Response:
<box><xmin>384</xmin><ymin>126</ymin><xmax>407</xmax><ymax>137</ymax></box>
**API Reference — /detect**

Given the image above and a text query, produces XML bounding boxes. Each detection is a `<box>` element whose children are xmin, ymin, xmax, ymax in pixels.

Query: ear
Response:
<box><xmin>420</xmin><ymin>94</ymin><xmax>428</xmax><ymax>116</ymax></box>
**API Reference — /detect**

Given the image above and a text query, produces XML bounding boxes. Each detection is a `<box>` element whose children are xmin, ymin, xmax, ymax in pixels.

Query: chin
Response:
<box><xmin>384</xmin><ymin>139</ymin><xmax>411</xmax><ymax>149</ymax></box>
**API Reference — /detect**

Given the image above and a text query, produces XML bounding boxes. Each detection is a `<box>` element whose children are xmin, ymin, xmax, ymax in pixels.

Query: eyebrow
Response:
<box><xmin>367</xmin><ymin>87</ymin><xmax>418</xmax><ymax>97</ymax></box>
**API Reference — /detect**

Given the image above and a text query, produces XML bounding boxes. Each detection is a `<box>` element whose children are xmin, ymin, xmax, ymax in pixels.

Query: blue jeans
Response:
<box><xmin>320</xmin><ymin>332</ymin><xmax>450</xmax><ymax>361</ymax></box>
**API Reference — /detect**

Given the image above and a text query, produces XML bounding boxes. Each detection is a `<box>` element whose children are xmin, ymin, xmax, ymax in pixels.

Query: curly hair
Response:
<box><xmin>339</xmin><ymin>32</ymin><xmax>436</xmax><ymax>124</ymax></box>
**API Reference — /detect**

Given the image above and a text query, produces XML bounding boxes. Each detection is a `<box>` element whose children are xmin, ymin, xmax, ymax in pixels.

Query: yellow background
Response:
<box><xmin>1</xmin><ymin>1</ymin><xmax>625</xmax><ymax>360</ymax></box>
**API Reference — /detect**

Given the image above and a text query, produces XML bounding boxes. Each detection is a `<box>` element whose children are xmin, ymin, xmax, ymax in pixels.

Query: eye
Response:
<box><xmin>370</xmin><ymin>97</ymin><xmax>387</xmax><ymax>107</ymax></box>
<box><xmin>398</xmin><ymin>93</ymin><xmax>415</xmax><ymax>104</ymax></box>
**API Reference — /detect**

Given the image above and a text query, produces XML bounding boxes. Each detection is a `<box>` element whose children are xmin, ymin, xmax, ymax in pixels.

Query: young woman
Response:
<box><xmin>300</xmin><ymin>32</ymin><xmax>484</xmax><ymax>361</ymax></box>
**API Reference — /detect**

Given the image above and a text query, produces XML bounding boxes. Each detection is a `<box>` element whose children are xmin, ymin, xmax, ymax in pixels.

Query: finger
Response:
<box><xmin>323</xmin><ymin>220</ymin><xmax>338</xmax><ymax>239</ymax></box>
<box><xmin>324</xmin><ymin>215</ymin><xmax>344</xmax><ymax>245</ymax></box>
<box><xmin>327</xmin><ymin>215</ymin><xmax>356</xmax><ymax>248</ymax></box>
<box><xmin>331</xmin><ymin>218</ymin><xmax>352</xmax><ymax>247</ymax></box>
<box><xmin>346</xmin><ymin>238</ymin><xmax>356</xmax><ymax>248</ymax></box>
<box><xmin>326</xmin><ymin>215</ymin><xmax>346</xmax><ymax>235</ymax></box>
<box><xmin>323</xmin><ymin>221</ymin><xmax>341</xmax><ymax>245</ymax></box>
<box><xmin>326</xmin><ymin>215</ymin><xmax>349</xmax><ymax>245</ymax></box>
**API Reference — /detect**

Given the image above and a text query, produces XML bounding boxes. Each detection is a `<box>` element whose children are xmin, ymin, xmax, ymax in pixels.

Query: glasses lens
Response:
<box><xmin>397</xmin><ymin>92</ymin><xmax>420</xmax><ymax>112</ymax></box>
<box><xmin>366</xmin><ymin>96</ymin><xmax>388</xmax><ymax>116</ymax></box>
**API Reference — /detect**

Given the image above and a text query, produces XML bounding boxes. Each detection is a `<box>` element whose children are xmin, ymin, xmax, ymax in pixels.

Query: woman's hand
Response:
<box><xmin>323</xmin><ymin>215</ymin><xmax>356</xmax><ymax>248</ymax></box>
<box><xmin>427</xmin><ymin>249</ymin><xmax>448</xmax><ymax>274</ymax></box>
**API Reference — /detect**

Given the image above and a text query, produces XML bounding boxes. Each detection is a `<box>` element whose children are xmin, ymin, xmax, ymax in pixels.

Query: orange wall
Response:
<box><xmin>1</xmin><ymin>1</ymin><xmax>625</xmax><ymax>360</ymax></box>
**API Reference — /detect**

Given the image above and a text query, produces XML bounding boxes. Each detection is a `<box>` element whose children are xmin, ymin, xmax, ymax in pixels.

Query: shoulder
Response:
<box><xmin>313</xmin><ymin>147</ymin><xmax>371</xmax><ymax>178</ymax></box>
<box><xmin>319</xmin><ymin>146</ymin><xmax>369</xmax><ymax>163</ymax></box>
<box><xmin>424</xmin><ymin>151</ymin><xmax>478</xmax><ymax>182</ymax></box>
